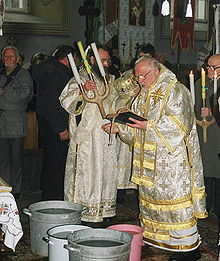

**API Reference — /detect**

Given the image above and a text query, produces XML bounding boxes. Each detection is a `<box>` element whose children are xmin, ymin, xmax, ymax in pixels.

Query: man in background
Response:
<box><xmin>32</xmin><ymin>45</ymin><xmax>76</xmax><ymax>200</ymax></box>
<box><xmin>194</xmin><ymin>54</ymin><xmax>220</xmax><ymax>232</ymax></box>
<box><xmin>0</xmin><ymin>46</ymin><xmax>33</xmax><ymax>197</ymax></box>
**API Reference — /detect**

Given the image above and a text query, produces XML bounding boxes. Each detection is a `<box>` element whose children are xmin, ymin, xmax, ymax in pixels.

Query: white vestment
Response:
<box><xmin>118</xmin><ymin>66</ymin><xmax>207</xmax><ymax>251</ymax></box>
<box><xmin>59</xmin><ymin>70</ymin><xmax>118</xmax><ymax>222</ymax></box>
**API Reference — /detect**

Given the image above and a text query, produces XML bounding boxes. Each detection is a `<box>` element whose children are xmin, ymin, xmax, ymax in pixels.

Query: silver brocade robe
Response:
<box><xmin>118</xmin><ymin>66</ymin><xmax>207</xmax><ymax>251</ymax></box>
<box><xmin>59</xmin><ymin>69</ymin><xmax>118</xmax><ymax>222</ymax></box>
<box><xmin>111</xmin><ymin>69</ymin><xmax>140</xmax><ymax>189</ymax></box>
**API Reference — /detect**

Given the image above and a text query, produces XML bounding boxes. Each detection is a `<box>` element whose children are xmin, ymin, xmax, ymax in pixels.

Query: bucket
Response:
<box><xmin>64</xmin><ymin>228</ymin><xmax>133</xmax><ymax>261</ymax></box>
<box><xmin>23</xmin><ymin>200</ymin><xmax>83</xmax><ymax>256</ymax></box>
<box><xmin>43</xmin><ymin>224</ymin><xmax>92</xmax><ymax>261</ymax></box>
<box><xmin>107</xmin><ymin>224</ymin><xmax>144</xmax><ymax>261</ymax></box>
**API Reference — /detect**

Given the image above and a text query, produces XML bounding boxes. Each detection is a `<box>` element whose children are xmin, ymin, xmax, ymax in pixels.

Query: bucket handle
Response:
<box><xmin>23</xmin><ymin>208</ymin><xmax>32</xmax><ymax>216</ymax></box>
<box><xmin>82</xmin><ymin>206</ymin><xmax>88</xmax><ymax>214</ymax></box>
<box><xmin>42</xmin><ymin>237</ymin><xmax>54</xmax><ymax>245</ymax></box>
<box><xmin>64</xmin><ymin>244</ymin><xmax>81</xmax><ymax>254</ymax></box>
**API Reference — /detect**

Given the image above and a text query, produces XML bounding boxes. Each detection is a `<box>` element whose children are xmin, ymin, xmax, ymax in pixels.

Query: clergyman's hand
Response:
<box><xmin>102</xmin><ymin>123</ymin><xmax>119</xmax><ymax>134</ymax></box>
<box><xmin>201</xmin><ymin>107</ymin><xmax>212</xmax><ymax>118</ymax></box>
<box><xmin>59</xmin><ymin>129</ymin><xmax>69</xmax><ymax>141</ymax></box>
<box><xmin>83</xmin><ymin>80</ymin><xmax>97</xmax><ymax>91</ymax></box>
<box><xmin>126</xmin><ymin>118</ymin><xmax>147</xmax><ymax>130</ymax></box>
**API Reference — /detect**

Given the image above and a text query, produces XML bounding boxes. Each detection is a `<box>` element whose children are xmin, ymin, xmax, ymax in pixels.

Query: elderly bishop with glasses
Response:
<box><xmin>194</xmin><ymin>54</ymin><xmax>220</xmax><ymax>242</ymax></box>
<box><xmin>103</xmin><ymin>55</ymin><xmax>207</xmax><ymax>261</ymax></box>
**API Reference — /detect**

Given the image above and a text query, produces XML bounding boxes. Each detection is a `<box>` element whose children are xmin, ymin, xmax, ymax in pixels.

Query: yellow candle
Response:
<box><xmin>202</xmin><ymin>86</ymin><xmax>206</xmax><ymax>100</ymax></box>
<box><xmin>201</xmin><ymin>68</ymin><xmax>206</xmax><ymax>87</ymax></box>
<box><xmin>77</xmin><ymin>41</ymin><xmax>92</xmax><ymax>75</ymax></box>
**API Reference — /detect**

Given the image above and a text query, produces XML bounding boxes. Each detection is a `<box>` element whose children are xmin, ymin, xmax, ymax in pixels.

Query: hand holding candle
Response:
<box><xmin>189</xmin><ymin>70</ymin><xmax>195</xmax><ymax>106</ymax></box>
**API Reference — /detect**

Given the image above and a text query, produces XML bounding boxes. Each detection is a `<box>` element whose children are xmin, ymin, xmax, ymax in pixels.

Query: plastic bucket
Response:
<box><xmin>43</xmin><ymin>224</ymin><xmax>92</xmax><ymax>261</ymax></box>
<box><xmin>23</xmin><ymin>200</ymin><xmax>83</xmax><ymax>256</ymax></box>
<box><xmin>107</xmin><ymin>224</ymin><xmax>144</xmax><ymax>261</ymax></box>
<box><xmin>64</xmin><ymin>228</ymin><xmax>133</xmax><ymax>261</ymax></box>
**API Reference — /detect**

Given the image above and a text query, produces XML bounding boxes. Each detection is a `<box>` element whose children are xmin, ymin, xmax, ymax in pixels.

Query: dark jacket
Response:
<box><xmin>32</xmin><ymin>57</ymin><xmax>73</xmax><ymax>134</ymax></box>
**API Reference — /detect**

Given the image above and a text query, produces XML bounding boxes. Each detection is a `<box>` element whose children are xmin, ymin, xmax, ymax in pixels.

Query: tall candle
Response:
<box><xmin>77</xmin><ymin>41</ymin><xmax>92</xmax><ymax>75</ymax></box>
<box><xmin>189</xmin><ymin>70</ymin><xmax>195</xmax><ymax>106</ymax></box>
<box><xmin>214</xmin><ymin>70</ymin><xmax>217</xmax><ymax>106</ymax></box>
<box><xmin>201</xmin><ymin>68</ymin><xmax>206</xmax><ymax>87</ymax></box>
<box><xmin>67</xmin><ymin>53</ymin><xmax>81</xmax><ymax>85</ymax></box>
<box><xmin>91</xmin><ymin>42</ymin><xmax>106</xmax><ymax>77</ymax></box>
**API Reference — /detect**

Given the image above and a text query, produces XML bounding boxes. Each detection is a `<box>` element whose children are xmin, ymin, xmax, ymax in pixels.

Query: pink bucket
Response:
<box><xmin>107</xmin><ymin>224</ymin><xmax>144</xmax><ymax>261</ymax></box>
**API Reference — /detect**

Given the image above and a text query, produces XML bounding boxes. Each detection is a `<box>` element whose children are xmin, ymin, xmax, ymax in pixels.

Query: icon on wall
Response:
<box><xmin>129</xmin><ymin>0</ymin><xmax>145</xmax><ymax>26</ymax></box>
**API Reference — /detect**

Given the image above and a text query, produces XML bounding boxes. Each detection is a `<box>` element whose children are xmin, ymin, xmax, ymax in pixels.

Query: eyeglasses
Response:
<box><xmin>135</xmin><ymin>69</ymin><xmax>155</xmax><ymax>81</ymax></box>
<box><xmin>206</xmin><ymin>65</ymin><xmax>220</xmax><ymax>70</ymax></box>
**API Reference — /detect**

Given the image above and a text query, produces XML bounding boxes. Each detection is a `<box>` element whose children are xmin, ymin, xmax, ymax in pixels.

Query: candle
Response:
<box><xmin>201</xmin><ymin>68</ymin><xmax>206</xmax><ymax>87</ymax></box>
<box><xmin>189</xmin><ymin>70</ymin><xmax>195</xmax><ymax>106</ymax></box>
<box><xmin>91</xmin><ymin>42</ymin><xmax>106</xmax><ymax>77</ymax></box>
<box><xmin>67</xmin><ymin>53</ymin><xmax>81</xmax><ymax>85</ymax></box>
<box><xmin>77</xmin><ymin>41</ymin><xmax>92</xmax><ymax>75</ymax></box>
<box><xmin>214</xmin><ymin>70</ymin><xmax>217</xmax><ymax>106</ymax></box>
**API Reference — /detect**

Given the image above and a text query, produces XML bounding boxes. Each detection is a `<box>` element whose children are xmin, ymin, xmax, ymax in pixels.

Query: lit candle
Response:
<box><xmin>77</xmin><ymin>41</ymin><xmax>92</xmax><ymax>75</ymax></box>
<box><xmin>201</xmin><ymin>68</ymin><xmax>206</xmax><ymax>87</ymax></box>
<box><xmin>189</xmin><ymin>70</ymin><xmax>195</xmax><ymax>106</ymax></box>
<box><xmin>214</xmin><ymin>70</ymin><xmax>217</xmax><ymax>106</ymax></box>
<box><xmin>91</xmin><ymin>42</ymin><xmax>106</xmax><ymax>77</ymax></box>
<box><xmin>67</xmin><ymin>53</ymin><xmax>81</xmax><ymax>85</ymax></box>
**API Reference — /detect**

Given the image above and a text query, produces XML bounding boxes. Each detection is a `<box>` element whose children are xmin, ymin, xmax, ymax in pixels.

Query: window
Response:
<box><xmin>5</xmin><ymin>0</ymin><xmax>28</xmax><ymax>13</ymax></box>
<box><xmin>162</xmin><ymin>0</ymin><xmax>209</xmax><ymax>39</ymax></box>
<box><xmin>3</xmin><ymin>0</ymin><xmax>69</xmax><ymax>35</ymax></box>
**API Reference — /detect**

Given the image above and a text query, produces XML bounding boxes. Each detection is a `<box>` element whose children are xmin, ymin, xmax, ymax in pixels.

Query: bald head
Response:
<box><xmin>207</xmin><ymin>54</ymin><xmax>220</xmax><ymax>79</ymax></box>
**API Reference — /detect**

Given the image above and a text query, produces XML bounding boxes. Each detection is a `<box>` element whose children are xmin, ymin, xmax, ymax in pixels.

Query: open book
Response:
<box><xmin>106</xmin><ymin>109</ymin><xmax>147</xmax><ymax>124</ymax></box>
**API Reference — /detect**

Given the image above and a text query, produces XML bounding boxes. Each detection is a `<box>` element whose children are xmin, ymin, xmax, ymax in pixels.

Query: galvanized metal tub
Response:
<box><xmin>64</xmin><ymin>228</ymin><xmax>132</xmax><ymax>261</ymax></box>
<box><xmin>23</xmin><ymin>200</ymin><xmax>83</xmax><ymax>256</ymax></box>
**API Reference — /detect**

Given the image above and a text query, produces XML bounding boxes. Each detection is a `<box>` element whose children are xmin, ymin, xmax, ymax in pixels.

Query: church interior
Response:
<box><xmin>0</xmin><ymin>0</ymin><xmax>220</xmax><ymax>260</ymax></box>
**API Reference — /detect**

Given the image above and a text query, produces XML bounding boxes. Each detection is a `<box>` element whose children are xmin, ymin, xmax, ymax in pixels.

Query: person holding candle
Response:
<box><xmin>32</xmin><ymin>45</ymin><xmax>77</xmax><ymax>201</ymax></box>
<box><xmin>102</xmin><ymin>56</ymin><xmax>207</xmax><ymax>261</ymax></box>
<box><xmin>59</xmin><ymin>44</ymin><xmax>119</xmax><ymax>223</ymax></box>
<box><xmin>194</xmin><ymin>54</ymin><xmax>220</xmax><ymax>231</ymax></box>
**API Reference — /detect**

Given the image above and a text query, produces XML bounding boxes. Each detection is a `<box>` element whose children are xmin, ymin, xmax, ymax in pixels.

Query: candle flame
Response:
<box><xmin>190</xmin><ymin>70</ymin><xmax>193</xmax><ymax>74</ymax></box>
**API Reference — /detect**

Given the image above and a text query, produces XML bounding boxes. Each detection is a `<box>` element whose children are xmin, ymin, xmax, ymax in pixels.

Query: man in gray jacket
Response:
<box><xmin>0</xmin><ymin>46</ymin><xmax>33</xmax><ymax>197</ymax></box>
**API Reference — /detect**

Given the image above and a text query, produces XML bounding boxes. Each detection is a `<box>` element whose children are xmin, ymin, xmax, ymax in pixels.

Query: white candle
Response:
<box><xmin>189</xmin><ymin>70</ymin><xmax>195</xmax><ymax>106</ymax></box>
<box><xmin>91</xmin><ymin>43</ymin><xmax>106</xmax><ymax>77</ymax></box>
<box><xmin>67</xmin><ymin>53</ymin><xmax>81</xmax><ymax>85</ymax></box>
<box><xmin>214</xmin><ymin>70</ymin><xmax>217</xmax><ymax>106</ymax></box>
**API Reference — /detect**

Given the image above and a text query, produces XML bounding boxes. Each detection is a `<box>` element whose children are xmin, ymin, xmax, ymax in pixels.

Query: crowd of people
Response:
<box><xmin>0</xmin><ymin>41</ymin><xmax>219</xmax><ymax>261</ymax></box>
